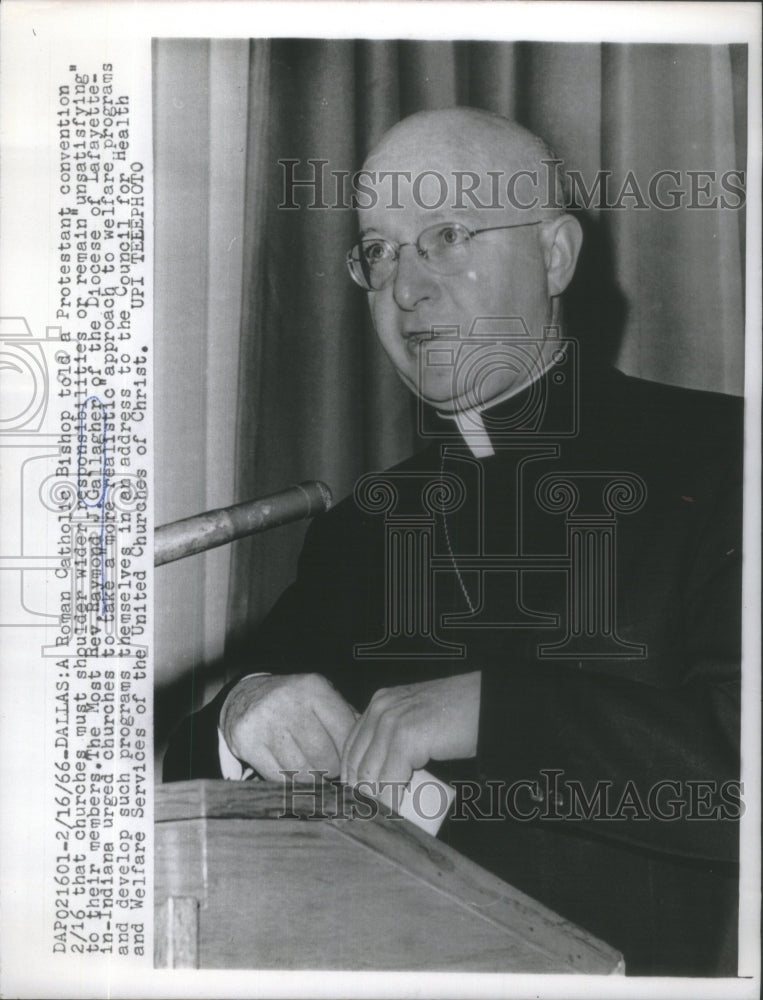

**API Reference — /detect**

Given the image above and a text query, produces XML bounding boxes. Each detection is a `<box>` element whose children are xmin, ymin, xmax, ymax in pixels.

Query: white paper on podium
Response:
<box><xmin>395</xmin><ymin>768</ymin><xmax>456</xmax><ymax>836</ymax></box>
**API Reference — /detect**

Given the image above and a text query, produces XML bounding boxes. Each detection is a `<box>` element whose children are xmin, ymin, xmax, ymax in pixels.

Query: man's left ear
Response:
<box><xmin>541</xmin><ymin>214</ymin><xmax>584</xmax><ymax>297</ymax></box>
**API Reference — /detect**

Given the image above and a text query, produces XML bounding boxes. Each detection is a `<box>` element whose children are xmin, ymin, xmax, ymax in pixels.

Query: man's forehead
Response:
<box><xmin>358</xmin><ymin>137</ymin><xmax>551</xmax><ymax>228</ymax></box>
<box><xmin>355</xmin><ymin>166</ymin><xmax>535</xmax><ymax>237</ymax></box>
<box><xmin>353</xmin><ymin>110</ymin><xmax>559</xmax><ymax>235</ymax></box>
<box><xmin>363</xmin><ymin>145</ymin><xmax>521</xmax><ymax>188</ymax></box>
<box><xmin>363</xmin><ymin>110</ymin><xmax>541</xmax><ymax>174</ymax></box>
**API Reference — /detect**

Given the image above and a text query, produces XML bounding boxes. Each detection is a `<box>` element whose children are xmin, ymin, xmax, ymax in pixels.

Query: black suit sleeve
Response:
<box><xmin>162</xmin><ymin>679</ymin><xmax>238</xmax><ymax>782</ymax></box>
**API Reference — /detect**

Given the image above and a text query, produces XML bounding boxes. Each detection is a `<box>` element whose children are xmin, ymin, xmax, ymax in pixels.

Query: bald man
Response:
<box><xmin>165</xmin><ymin>109</ymin><xmax>742</xmax><ymax>976</ymax></box>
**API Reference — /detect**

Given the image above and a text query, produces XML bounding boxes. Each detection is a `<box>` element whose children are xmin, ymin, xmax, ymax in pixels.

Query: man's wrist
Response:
<box><xmin>219</xmin><ymin>673</ymin><xmax>271</xmax><ymax>767</ymax></box>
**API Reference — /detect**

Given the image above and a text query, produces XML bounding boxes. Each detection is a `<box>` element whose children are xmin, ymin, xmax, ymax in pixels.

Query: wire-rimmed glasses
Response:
<box><xmin>346</xmin><ymin>220</ymin><xmax>544</xmax><ymax>291</ymax></box>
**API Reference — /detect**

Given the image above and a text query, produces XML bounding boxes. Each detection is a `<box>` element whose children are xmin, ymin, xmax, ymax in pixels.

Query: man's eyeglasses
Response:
<box><xmin>345</xmin><ymin>220</ymin><xmax>544</xmax><ymax>291</ymax></box>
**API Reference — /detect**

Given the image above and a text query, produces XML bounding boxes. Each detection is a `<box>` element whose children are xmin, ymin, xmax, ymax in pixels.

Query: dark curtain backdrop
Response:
<box><xmin>225</xmin><ymin>39</ymin><xmax>747</xmax><ymax>664</ymax></box>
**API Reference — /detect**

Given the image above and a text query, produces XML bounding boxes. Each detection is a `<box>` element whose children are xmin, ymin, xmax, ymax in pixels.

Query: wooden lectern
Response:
<box><xmin>155</xmin><ymin>779</ymin><xmax>624</xmax><ymax>973</ymax></box>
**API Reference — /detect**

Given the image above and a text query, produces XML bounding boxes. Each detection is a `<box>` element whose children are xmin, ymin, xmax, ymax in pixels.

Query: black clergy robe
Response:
<box><xmin>164</xmin><ymin>366</ymin><xmax>743</xmax><ymax>976</ymax></box>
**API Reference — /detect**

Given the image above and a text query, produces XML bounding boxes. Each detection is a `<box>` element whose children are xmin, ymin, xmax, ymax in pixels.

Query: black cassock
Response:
<box><xmin>165</xmin><ymin>366</ymin><xmax>743</xmax><ymax>976</ymax></box>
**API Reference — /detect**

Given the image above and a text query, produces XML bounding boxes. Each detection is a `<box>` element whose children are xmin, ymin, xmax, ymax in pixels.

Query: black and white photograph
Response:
<box><xmin>154</xmin><ymin>25</ymin><xmax>751</xmax><ymax>981</ymax></box>
<box><xmin>0</xmin><ymin>2</ymin><xmax>760</xmax><ymax>998</ymax></box>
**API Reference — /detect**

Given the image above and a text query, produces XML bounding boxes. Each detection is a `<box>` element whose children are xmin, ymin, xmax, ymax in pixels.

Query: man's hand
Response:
<box><xmin>340</xmin><ymin>672</ymin><xmax>481</xmax><ymax>788</ymax></box>
<box><xmin>220</xmin><ymin>673</ymin><xmax>358</xmax><ymax>781</ymax></box>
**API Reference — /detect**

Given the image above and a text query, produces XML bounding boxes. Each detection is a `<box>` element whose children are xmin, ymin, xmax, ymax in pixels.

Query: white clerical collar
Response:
<box><xmin>450</xmin><ymin>408</ymin><xmax>495</xmax><ymax>458</ymax></box>
<box><xmin>435</xmin><ymin>356</ymin><xmax>556</xmax><ymax>459</ymax></box>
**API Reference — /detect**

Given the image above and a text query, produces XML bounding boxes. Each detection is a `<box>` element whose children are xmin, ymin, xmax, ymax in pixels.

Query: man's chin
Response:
<box><xmin>410</xmin><ymin>376</ymin><xmax>464</xmax><ymax>412</ymax></box>
<box><xmin>398</xmin><ymin>357</ymin><xmax>531</xmax><ymax>412</ymax></box>
<box><xmin>396</xmin><ymin>367</ymin><xmax>454</xmax><ymax>405</ymax></box>
<box><xmin>416</xmin><ymin>375</ymin><xmax>528</xmax><ymax>415</ymax></box>
<box><xmin>418</xmin><ymin>387</ymin><xmax>492</xmax><ymax>415</ymax></box>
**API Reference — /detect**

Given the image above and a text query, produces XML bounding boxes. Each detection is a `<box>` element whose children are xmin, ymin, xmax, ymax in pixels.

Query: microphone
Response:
<box><xmin>154</xmin><ymin>481</ymin><xmax>332</xmax><ymax>566</ymax></box>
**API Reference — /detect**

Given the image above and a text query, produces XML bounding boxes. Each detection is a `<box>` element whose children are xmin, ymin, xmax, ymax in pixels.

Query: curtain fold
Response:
<box><xmin>601</xmin><ymin>44</ymin><xmax>745</xmax><ymax>388</ymax></box>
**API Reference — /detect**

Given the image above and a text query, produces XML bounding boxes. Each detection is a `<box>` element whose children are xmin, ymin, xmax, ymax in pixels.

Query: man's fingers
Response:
<box><xmin>224</xmin><ymin>672</ymin><xmax>360</xmax><ymax>777</ymax></box>
<box><xmin>358</xmin><ymin>719</ymin><xmax>416</xmax><ymax>789</ymax></box>
<box><xmin>352</xmin><ymin>708</ymin><xmax>398</xmax><ymax>784</ymax></box>
<box><xmin>306</xmin><ymin>706</ymin><xmax>350</xmax><ymax>763</ymax></box>
<box><xmin>312</xmin><ymin>691</ymin><xmax>359</xmax><ymax>752</ymax></box>
<box><xmin>340</xmin><ymin>714</ymin><xmax>366</xmax><ymax>786</ymax></box>
<box><xmin>269</xmin><ymin>727</ymin><xmax>313</xmax><ymax>770</ymax></box>
<box><xmin>375</xmin><ymin>746</ymin><xmax>415</xmax><ymax>798</ymax></box>
<box><xmin>342</xmin><ymin>699</ymin><xmax>414</xmax><ymax>788</ymax></box>
<box><xmin>286</xmin><ymin>688</ymin><xmax>357</xmax><ymax>771</ymax></box>
<box><xmin>243</xmin><ymin>741</ymin><xmax>287</xmax><ymax>782</ymax></box>
<box><xmin>341</xmin><ymin>709</ymin><xmax>382</xmax><ymax>786</ymax></box>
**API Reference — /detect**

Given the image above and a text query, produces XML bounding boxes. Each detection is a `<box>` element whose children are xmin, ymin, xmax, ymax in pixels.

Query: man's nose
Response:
<box><xmin>392</xmin><ymin>244</ymin><xmax>439</xmax><ymax>311</ymax></box>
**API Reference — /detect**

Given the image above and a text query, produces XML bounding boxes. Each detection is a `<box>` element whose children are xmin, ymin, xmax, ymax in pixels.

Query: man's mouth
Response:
<box><xmin>402</xmin><ymin>330</ymin><xmax>435</xmax><ymax>354</ymax></box>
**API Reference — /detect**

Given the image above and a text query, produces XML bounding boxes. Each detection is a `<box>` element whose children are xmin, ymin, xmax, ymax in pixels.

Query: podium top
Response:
<box><xmin>156</xmin><ymin>780</ymin><xmax>624</xmax><ymax>974</ymax></box>
<box><xmin>156</xmin><ymin>776</ymin><xmax>359</xmax><ymax>822</ymax></box>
